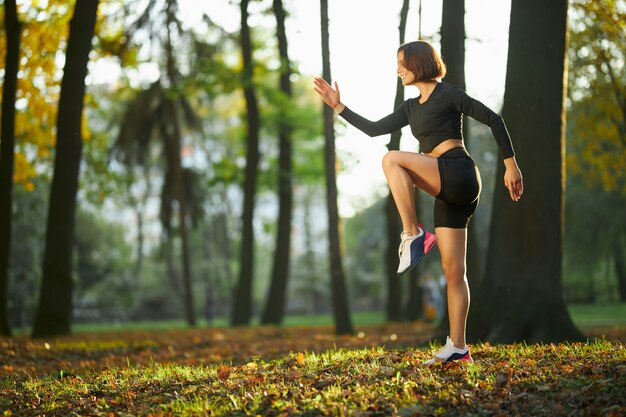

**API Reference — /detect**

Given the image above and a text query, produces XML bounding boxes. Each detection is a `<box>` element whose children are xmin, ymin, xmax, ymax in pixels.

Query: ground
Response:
<box><xmin>1</xmin><ymin>322</ymin><xmax>625</xmax><ymax>416</ymax></box>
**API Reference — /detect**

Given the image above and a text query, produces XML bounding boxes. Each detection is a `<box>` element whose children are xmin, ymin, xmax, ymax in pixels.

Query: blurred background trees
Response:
<box><xmin>0</xmin><ymin>0</ymin><xmax>624</xmax><ymax>338</ymax></box>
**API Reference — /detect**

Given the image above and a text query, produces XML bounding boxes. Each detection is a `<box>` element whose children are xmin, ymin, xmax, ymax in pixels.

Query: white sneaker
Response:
<box><xmin>423</xmin><ymin>337</ymin><xmax>473</xmax><ymax>366</ymax></box>
<box><xmin>397</xmin><ymin>225</ymin><xmax>437</xmax><ymax>275</ymax></box>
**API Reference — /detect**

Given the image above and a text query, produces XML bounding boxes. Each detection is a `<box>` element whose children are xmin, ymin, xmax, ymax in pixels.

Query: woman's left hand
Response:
<box><xmin>503</xmin><ymin>157</ymin><xmax>523</xmax><ymax>201</ymax></box>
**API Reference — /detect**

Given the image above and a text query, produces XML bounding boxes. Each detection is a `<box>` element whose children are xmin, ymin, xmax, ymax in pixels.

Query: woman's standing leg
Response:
<box><xmin>435</xmin><ymin>227</ymin><xmax>470</xmax><ymax>347</ymax></box>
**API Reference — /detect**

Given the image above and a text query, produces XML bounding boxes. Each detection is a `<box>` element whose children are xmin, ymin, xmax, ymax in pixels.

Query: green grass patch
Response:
<box><xmin>11</xmin><ymin>304</ymin><xmax>623</xmax><ymax>336</ymax></box>
<box><xmin>567</xmin><ymin>302</ymin><xmax>626</xmax><ymax>326</ymax></box>
<box><xmin>4</xmin><ymin>339</ymin><xmax>624</xmax><ymax>416</ymax></box>
<box><xmin>12</xmin><ymin>312</ymin><xmax>387</xmax><ymax>335</ymax></box>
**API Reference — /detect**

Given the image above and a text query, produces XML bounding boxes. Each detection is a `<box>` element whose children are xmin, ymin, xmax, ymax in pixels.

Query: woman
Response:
<box><xmin>313</xmin><ymin>40</ymin><xmax>523</xmax><ymax>365</ymax></box>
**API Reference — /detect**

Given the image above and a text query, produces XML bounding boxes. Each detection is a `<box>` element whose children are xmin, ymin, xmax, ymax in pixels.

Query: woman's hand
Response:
<box><xmin>503</xmin><ymin>157</ymin><xmax>523</xmax><ymax>201</ymax></box>
<box><xmin>313</xmin><ymin>77</ymin><xmax>345</xmax><ymax>113</ymax></box>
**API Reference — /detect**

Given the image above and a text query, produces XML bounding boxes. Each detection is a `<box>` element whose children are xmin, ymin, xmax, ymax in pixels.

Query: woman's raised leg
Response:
<box><xmin>381</xmin><ymin>150</ymin><xmax>440</xmax><ymax>234</ymax></box>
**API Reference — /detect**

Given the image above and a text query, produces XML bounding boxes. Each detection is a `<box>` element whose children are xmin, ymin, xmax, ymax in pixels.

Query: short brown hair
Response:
<box><xmin>397</xmin><ymin>41</ymin><xmax>446</xmax><ymax>82</ymax></box>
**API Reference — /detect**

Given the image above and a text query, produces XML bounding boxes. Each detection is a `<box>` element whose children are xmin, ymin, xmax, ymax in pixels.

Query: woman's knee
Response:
<box><xmin>382</xmin><ymin>150</ymin><xmax>401</xmax><ymax>172</ymax></box>
<box><xmin>442</xmin><ymin>261</ymin><xmax>466</xmax><ymax>284</ymax></box>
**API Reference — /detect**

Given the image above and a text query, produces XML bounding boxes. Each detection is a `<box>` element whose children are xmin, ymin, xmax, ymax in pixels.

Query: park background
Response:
<box><xmin>2</xmin><ymin>0</ymin><xmax>626</xmax><ymax>415</ymax></box>
<box><xmin>1</xmin><ymin>0</ymin><xmax>625</xmax><ymax>338</ymax></box>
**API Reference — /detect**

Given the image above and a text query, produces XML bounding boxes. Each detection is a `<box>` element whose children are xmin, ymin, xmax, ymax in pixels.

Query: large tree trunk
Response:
<box><xmin>262</xmin><ymin>0</ymin><xmax>294</xmax><ymax>325</ymax></box>
<box><xmin>0</xmin><ymin>0</ymin><xmax>21</xmax><ymax>337</ymax></box>
<box><xmin>385</xmin><ymin>0</ymin><xmax>410</xmax><ymax>323</ymax></box>
<box><xmin>320</xmin><ymin>0</ymin><xmax>354</xmax><ymax>335</ymax></box>
<box><xmin>32</xmin><ymin>0</ymin><xmax>99</xmax><ymax>338</ymax></box>
<box><xmin>232</xmin><ymin>0</ymin><xmax>260</xmax><ymax>326</ymax></box>
<box><xmin>467</xmin><ymin>0</ymin><xmax>583</xmax><ymax>343</ymax></box>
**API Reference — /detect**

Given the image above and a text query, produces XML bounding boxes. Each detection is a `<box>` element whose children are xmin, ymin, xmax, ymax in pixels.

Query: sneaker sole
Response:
<box><xmin>423</xmin><ymin>351</ymin><xmax>474</xmax><ymax>366</ymax></box>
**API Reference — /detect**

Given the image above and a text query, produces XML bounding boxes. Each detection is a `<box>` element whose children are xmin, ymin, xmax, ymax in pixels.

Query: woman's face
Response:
<box><xmin>397</xmin><ymin>50</ymin><xmax>415</xmax><ymax>85</ymax></box>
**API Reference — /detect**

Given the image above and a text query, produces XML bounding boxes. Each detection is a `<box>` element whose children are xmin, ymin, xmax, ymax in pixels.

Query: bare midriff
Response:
<box><xmin>424</xmin><ymin>138</ymin><xmax>465</xmax><ymax>158</ymax></box>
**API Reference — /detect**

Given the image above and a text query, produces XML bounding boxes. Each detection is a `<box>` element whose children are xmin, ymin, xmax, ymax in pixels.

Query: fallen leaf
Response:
<box><xmin>217</xmin><ymin>365</ymin><xmax>231</xmax><ymax>380</ymax></box>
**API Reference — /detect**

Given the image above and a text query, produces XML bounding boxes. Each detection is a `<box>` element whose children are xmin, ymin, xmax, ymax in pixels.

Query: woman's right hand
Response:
<box><xmin>313</xmin><ymin>77</ymin><xmax>345</xmax><ymax>113</ymax></box>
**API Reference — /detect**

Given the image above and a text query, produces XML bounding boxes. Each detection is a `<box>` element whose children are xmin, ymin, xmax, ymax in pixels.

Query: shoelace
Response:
<box><xmin>398</xmin><ymin>231</ymin><xmax>413</xmax><ymax>258</ymax></box>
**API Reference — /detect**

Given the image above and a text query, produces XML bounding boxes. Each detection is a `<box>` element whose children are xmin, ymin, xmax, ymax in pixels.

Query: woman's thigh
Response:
<box><xmin>383</xmin><ymin>151</ymin><xmax>441</xmax><ymax>196</ymax></box>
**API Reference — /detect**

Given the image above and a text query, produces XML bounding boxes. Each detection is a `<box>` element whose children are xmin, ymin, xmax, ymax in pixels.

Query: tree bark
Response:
<box><xmin>262</xmin><ymin>0</ymin><xmax>294</xmax><ymax>325</ymax></box>
<box><xmin>232</xmin><ymin>0</ymin><xmax>261</xmax><ymax>326</ymax></box>
<box><xmin>0</xmin><ymin>0</ymin><xmax>21</xmax><ymax>336</ymax></box>
<box><xmin>32</xmin><ymin>0</ymin><xmax>99</xmax><ymax>338</ymax></box>
<box><xmin>467</xmin><ymin>0</ymin><xmax>584</xmax><ymax>343</ymax></box>
<box><xmin>386</xmin><ymin>0</ymin><xmax>410</xmax><ymax>323</ymax></box>
<box><xmin>320</xmin><ymin>0</ymin><xmax>354</xmax><ymax>335</ymax></box>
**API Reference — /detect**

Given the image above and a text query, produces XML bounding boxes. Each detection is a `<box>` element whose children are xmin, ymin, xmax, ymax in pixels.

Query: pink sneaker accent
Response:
<box><xmin>420</xmin><ymin>224</ymin><xmax>437</xmax><ymax>254</ymax></box>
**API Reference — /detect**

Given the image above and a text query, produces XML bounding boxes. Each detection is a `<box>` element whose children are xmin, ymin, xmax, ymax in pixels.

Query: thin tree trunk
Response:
<box><xmin>386</xmin><ymin>0</ymin><xmax>410</xmax><ymax>323</ymax></box>
<box><xmin>405</xmin><ymin>190</ymin><xmax>424</xmax><ymax>321</ymax></box>
<box><xmin>0</xmin><ymin>0</ymin><xmax>21</xmax><ymax>337</ymax></box>
<box><xmin>32</xmin><ymin>0</ymin><xmax>99</xmax><ymax>338</ymax></box>
<box><xmin>232</xmin><ymin>0</ymin><xmax>260</xmax><ymax>326</ymax></box>
<box><xmin>302</xmin><ymin>188</ymin><xmax>324</xmax><ymax>315</ymax></box>
<box><xmin>163</xmin><ymin>231</ymin><xmax>182</xmax><ymax>296</ymax></box>
<box><xmin>164</xmin><ymin>0</ymin><xmax>195</xmax><ymax>326</ymax></box>
<box><xmin>262</xmin><ymin>0</ymin><xmax>294</xmax><ymax>325</ymax></box>
<box><xmin>126</xmin><ymin>166</ymin><xmax>150</xmax><ymax>292</ymax></box>
<box><xmin>468</xmin><ymin>0</ymin><xmax>583</xmax><ymax>343</ymax></box>
<box><xmin>615</xmin><ymin>240</ymin><xmax>626</xmax><ymax>302</ymax></box>
<box><xmin>320</xmin><ymin>0</ymin><xmax>353</xmax><ymax>335</ymax></box>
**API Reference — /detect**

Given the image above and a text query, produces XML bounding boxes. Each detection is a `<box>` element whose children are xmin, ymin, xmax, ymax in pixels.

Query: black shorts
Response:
<box><xmin>434</xmin><ymin>147</ymin><xmax>482</xmax><ymax>229</ymax></box>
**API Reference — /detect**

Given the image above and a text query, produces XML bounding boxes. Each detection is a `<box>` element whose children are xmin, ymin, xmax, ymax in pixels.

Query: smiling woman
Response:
<box><xmin>314</xmin><ymin>35</ymin><xmax>523</xmax><ymax>364</ymax></box>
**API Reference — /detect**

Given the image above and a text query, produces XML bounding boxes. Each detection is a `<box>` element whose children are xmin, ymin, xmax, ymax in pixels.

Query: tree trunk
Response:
<box><xmin>32</xmin><ymin>0</ymin><xmax>99</xmax><ymax>338</ymax></box>
<box><xmin>131</xmin><ymin>167</ymin><xmax>152</xmax><ymax>289</ymax></box>
<box><xmin>615</xmin><ymin>240</ymin><xmax>626</xmax><ymax>302</ymax></box>
<box><xmin>232</xmin><ymin>0</ymin><xmax>260</xmax><ymax>326</ymax></box>
<box><xmin>0</xmin><ymin>0</ymin><xmax>21</xmax><ymax>337</ymax></box>
<box><xmin>302</xmin><ymin>188</ymin><xmax>325</xmax><ymax>315</ymax></box>
<box><xmin>385</xmin><ymin>0</ymin><xmax>410</xmax><ymax>323</ymax></box>
<box><xmin>320</xmin><ymin>0</ymin><xmax>354</xmax><ymax>335</ymax></box>
<box><xmin>163</xmin><ymin>0</ymin><xmax>195</xmax><ymax>326</ymax></box>
<box><xmin>262</xmin><ymin>0</ymin><xmax>294</xmax><ymax>325</ymax></box>
<box><xmin>467</xmin><ymin>0</ymin><xmax>583</xmax><ymax>343</ymax></box>
<box><xmin>405</xmin><ymin>191</ymin><xmax>424</xmax><ymax>322</ymax></box>
<box><xmin>163</xmin><ymin>231</ymin><xmax>182</xmax><ymax>297</ymax></box>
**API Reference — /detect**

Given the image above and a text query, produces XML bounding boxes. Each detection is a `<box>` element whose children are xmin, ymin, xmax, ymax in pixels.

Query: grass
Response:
<box><xmin>3</xmin><ymin>339</ymin><xmax>625</xmax><ymax>416</ymax></box>
<box><xmin>3</xmin><ymin>304</ymin><xmax>625</xmax><ymax>415</ymax></box>
<box><xmin>22</xmin><ymin>302</ymin><xmax>623</xmax><ymax>335</ymax></box>
<box><xmin>567</xmin><ymin>302</ymin><xmax>626</xmax><ymax>326</ymax></box>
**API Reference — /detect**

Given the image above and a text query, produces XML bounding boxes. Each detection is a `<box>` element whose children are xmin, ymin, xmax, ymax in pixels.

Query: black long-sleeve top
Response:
<box><xmin>338</xmin><ymin>82</ymin><xmax>515</xmax><ymax>159</ymax></box>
